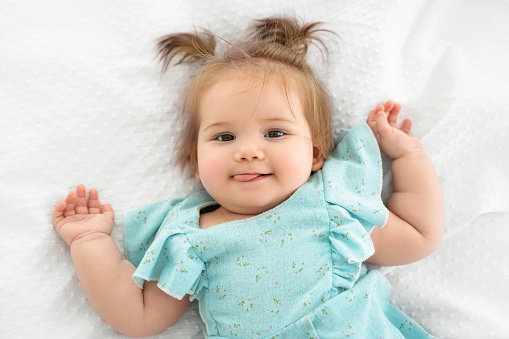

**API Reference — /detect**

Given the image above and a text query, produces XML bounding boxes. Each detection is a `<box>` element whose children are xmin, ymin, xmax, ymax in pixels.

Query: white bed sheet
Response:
<box><xmin>1</xmin><ymin>0</ymin><xmax>508</xmax><ymax>338</ymax></box>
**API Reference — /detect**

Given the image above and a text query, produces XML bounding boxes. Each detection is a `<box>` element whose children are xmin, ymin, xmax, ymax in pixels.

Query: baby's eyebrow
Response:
<box><xmin>202</xmin><ymin>121</ymin><xmax>229</xmax><ymax>132</ymax></box>
<box><xmin>261</xmin><ymin>117</ymin><xmax>298</xmax><ymax>124</ymax></box>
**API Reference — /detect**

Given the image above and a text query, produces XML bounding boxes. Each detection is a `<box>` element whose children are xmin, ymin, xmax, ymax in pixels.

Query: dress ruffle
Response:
<box><xmin>328</xmin><ymin>215</ymin><xmax>375</xmax><ymax>290</ymax></box>
<box><xmin>125</xmin><ymin>199</ymin><xmax>207</xmax><ymax>301</ymax></box>
<box><xmin>323</xmin><ymin>123</ymin><xmax>389</xmax><ymax>290</ymax></box>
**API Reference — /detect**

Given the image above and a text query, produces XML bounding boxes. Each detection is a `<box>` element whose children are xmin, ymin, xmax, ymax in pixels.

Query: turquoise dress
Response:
<box><xmin>124</xmin><ymin>123</ymin><xmax>434</xmax><ymax>338</ymax></box>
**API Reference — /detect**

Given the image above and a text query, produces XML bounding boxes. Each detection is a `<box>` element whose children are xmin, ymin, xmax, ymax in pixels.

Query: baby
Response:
<box><xmin>52</xmin><ymin>17</ymin><xmax>443</xmax><ymax>338</ymax></box>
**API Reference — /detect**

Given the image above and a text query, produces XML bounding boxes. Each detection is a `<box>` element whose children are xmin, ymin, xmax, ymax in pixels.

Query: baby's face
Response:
<box><xmin>195</xmin><ymin>75</ymin><xmax>324</xmax><ymax>216</ymax></box>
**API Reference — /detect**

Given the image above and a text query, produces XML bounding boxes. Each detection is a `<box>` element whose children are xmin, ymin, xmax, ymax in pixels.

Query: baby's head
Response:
<box><xmin>158</xmin><ymin>17</ymin><xmax>336</xmax><ymax>214</ymax></box>
<box><xmin>158</xmin><ymin>17</ymin><xmax>335</xmax><ymax>175</ymax></box>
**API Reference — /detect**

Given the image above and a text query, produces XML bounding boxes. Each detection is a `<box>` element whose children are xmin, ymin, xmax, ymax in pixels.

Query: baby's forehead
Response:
<box><xmin>200</xmin><ymin>67</ymin><xmax>304</xmax><ymax>102</ymax></box>
<box><xmin>206</xmin><ymin>74</ymin><xmax>286</xmax><ymax>95</ymax></box>
<box><xmin>208</xmin><ymin>75</ymin><xmax>263</xmax><ymax>92</ymax></box>
<box><xmin>199</xmin><ymin>73</ymin><xmax>303</xmax><ymax>116</ymax></box>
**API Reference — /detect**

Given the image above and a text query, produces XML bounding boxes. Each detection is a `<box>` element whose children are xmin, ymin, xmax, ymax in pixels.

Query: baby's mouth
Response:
<box><xmin>233</xmin><ymin>173</ymin><xmax>271</xmax><ymax>182</ymax></box>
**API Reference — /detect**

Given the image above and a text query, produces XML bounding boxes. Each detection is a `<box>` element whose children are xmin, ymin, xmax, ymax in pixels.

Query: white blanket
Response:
<box><xmin>1</xmin><ymin>0</ymin><xmax>508</xmax><ymax>338</ymax></box>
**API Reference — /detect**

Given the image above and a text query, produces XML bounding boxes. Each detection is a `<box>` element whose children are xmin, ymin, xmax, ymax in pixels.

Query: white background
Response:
<box><xmin>1</xmin><ymin>0</ymin><xmax>508</xmax><ymax>338</ymax></box>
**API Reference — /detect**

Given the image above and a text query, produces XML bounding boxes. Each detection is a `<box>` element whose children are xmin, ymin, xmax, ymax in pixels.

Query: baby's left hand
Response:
<box><xmin>367</xmin><ymin>101</ymin><xmax>423</xmax><ymax>159</ymax></box>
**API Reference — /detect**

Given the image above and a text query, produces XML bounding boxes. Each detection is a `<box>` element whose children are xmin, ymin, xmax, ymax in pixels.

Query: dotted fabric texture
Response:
<box><xmin>1</xmin><ymin>0</ymin><xmax>508</xmax><ymax>338</ymax></box>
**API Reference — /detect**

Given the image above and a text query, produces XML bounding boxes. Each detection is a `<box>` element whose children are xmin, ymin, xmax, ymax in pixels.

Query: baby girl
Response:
<box><xmin>52</xmin><ymin>17</ymin><xmax>443</xmax><ymax>338</ymax></box>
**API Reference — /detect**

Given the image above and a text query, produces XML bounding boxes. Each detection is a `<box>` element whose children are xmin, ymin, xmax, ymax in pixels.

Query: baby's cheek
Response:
<box><xmin>197</xmin><ymin>154</ymin><xmax>226</xmax><ymax>183</ymax></box>
<box><xmin>277</xmin><ymin>147</ymin><xmax>313</xmax><ymax>177</ymax></box>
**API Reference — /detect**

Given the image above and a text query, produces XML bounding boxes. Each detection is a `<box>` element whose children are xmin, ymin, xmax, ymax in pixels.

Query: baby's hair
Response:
<box><xmin>156</xmin><ymin>16</ymin><xmax>336</xmax><ymax>176</ymax></box>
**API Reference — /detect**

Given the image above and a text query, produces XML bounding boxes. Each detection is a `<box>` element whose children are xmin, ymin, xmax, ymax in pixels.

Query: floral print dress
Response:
<box><xmin>124</xmin><ymin>123</ymin><xmax>434</xmax><ymax>338</ymax></box>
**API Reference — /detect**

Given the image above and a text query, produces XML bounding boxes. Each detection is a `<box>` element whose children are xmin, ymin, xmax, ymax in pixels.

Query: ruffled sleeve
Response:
<box><xmin>323</xmin><ymin>122</ymin><xmax>389</xmax><ymax>289</ymax></box>
<box><xmin>124</xmin><ymin>199</ymin><xmax>183</xmax><ymax>267</ymax></box>
<box><xmin>124</xmin><ymin>199</ymin><xmax>207</xmax><ymax>301</ymax></box>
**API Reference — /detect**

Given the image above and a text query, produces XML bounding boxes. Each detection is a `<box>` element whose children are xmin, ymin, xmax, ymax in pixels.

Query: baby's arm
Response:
<box><xmin>52</xmin><ymin>185</ymin><xmax>191</xmax><ymax>337</ymax></box>
<box><xmin>366</xmin><ymin>101</ymin><xmax>444</xmax><ymax>266</ymax></box>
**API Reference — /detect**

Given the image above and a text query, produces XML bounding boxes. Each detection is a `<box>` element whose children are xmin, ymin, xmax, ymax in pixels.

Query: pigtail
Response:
<box><xmin>156</xmin><ymin>29</ymin><xmax>216</xmax><ymax>74</ymax></box>
<box><xmin>249</xmin><ymin>17</ymin><xmax>334</xmax><ymax>67</ymax></box>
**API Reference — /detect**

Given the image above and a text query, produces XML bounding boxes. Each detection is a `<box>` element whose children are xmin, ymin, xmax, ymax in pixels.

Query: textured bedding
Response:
<box><xmin>1</xmin><ymin>0</ymin><xmax>508</xmax><ymax>338</ymax></box>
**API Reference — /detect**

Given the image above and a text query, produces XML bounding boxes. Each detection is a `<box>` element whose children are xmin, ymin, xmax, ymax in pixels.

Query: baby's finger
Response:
<box><xmin>88</xmin><ymin>188</ymin><xmax>101</xmax><ymax>214</ymax></box>
<box><xmin>370</xmin><ymin>104</ymin><xmax>384</xmax><ymax>115</ymax></box>
<box><xmin>375</xmin><ymin>111</ymin><xmax>392</xmax><ymax>136</ymax></box>
<box><xmin>75</xmin><ymin>184</ymin><xmax>89</xmax><ymax>214</ymax></box>
<box><xmin>52</xmin><ymin>200</ymin><xmax>67</xmax><ymax>226</ymax></box>
<box><xmin>387</xmin><ymin>103</ymin><xmax>401</xmax><ymax>127</ymax></box>
<box><xmin>383</xmin><ymin>101</ymin><xmax>394</xmax><ymax>113</ymax></box>
<box><xmin>101</xmin><ymin>204</ymin><xmax>115</xmax><ymax>221</ymax></box>
<box><xmin>401</xmin><ymin>119</ymin><xmax>412</xmax><ymax>135</ymax></box>
<box><xmin>368</xmin><ymin>105</ymin><xmax>384</xmax><ymax>124</ymax></box>
<box><xmin>53</xmin><ymin>200</ymin><xmax>66</xmax><ymax>215</ymax></box>
<box><xmin>63</xmin><ymin>190</ymin><xmax>77</xmax><ymax>217</ymax></box>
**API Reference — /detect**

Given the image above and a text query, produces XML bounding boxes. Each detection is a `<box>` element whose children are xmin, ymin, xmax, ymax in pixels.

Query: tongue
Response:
<box><xmin>233</xmin><ymin>174</ymin><xmax>261</xmax><ymax>182</ymax></box>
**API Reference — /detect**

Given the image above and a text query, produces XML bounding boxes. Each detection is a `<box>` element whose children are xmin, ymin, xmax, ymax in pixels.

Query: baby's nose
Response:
<box><xmin>234</xmin><ymin>140</ymin><xmax>265</xmax><ymax>161</ymax></box>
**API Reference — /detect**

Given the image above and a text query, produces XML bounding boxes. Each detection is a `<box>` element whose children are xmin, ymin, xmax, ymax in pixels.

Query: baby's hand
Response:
<box><xmin>52</xmin><ymin>184</ymin><xmax>114</xmax><ymax>246</ymax></box>
<box><xmin>367</xmin><ymin>101</ymin><xmax>423</xmax><ymax>159</ymax></box>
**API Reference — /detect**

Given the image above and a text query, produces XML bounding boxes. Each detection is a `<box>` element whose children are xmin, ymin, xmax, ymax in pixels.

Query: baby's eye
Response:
<box><xmin>265</xmin><ymin>130</ymin><xmax>287</xmax><ymax>138</ymax></box>
<box><xmin>215</xmin><ymin>133</ymin><xmax>235</xmax><ymax>142</ymax></box>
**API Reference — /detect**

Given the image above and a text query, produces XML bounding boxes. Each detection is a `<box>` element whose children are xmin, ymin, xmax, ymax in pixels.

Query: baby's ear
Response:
<box><xmin>311</xmin><ymin>146</ymin><xmax>325</xmax><ymax>171</ymax></box>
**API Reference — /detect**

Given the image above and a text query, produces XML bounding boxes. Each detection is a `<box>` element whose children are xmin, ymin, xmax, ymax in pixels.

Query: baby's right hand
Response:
<box><xmin>52</xmin><ymin>184</ymin><xmax>114</xmax><ymax>246</ymax></box>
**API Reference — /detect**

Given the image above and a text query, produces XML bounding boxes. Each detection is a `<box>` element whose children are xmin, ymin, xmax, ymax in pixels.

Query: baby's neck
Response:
<box><xmin>199</xmin><ymin>205</ymin><xmax>257</xmax><ymax>229</ymax></box>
